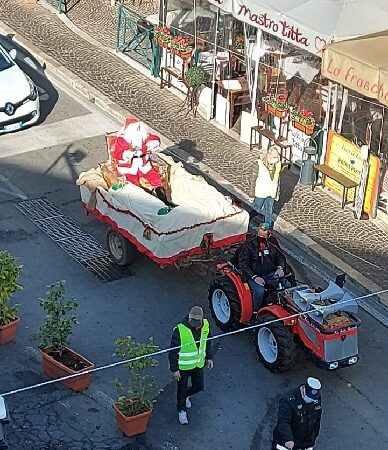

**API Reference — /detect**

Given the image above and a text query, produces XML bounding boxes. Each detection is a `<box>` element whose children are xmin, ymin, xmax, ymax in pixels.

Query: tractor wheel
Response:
<box><xmin>106</xmin><ymin>229</ymin><xmax>137</xmax><ymax>266</ymax></box>
<box><xmin>255</xmin><ymin>313</ymin><xmax>297</xmax><ymax>372</ymax></box>
<box><xmin>209</xmin><ymin>277</ymin><xmax>242</xmax><ymax>332</ymax></box>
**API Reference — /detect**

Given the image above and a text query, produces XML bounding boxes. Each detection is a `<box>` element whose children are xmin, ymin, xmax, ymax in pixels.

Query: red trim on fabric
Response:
<box><xmin>95</xmin><ymin>189</ymin><xmax>246</xmax><ymax>237</ymax></box>
<box><xmin>83</xmin><ymin>204</ymin><xmax>246</xmax><ymax>266</ymax></box>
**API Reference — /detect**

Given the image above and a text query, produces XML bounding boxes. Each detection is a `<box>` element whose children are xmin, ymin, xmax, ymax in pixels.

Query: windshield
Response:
<box><xmin>0</xmin><ymin>47</ymin><xmax>14</xmax><ymax>72</ymax></box>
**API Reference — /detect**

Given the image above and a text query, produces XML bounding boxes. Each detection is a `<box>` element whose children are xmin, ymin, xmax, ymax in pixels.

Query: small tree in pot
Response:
<box><xmin>37</xmin><ymin>281</ymin><xmax>94</xmax><ymax>392</ymax></box>
<box><xmin>0</xmin><ymin>250</ymin><xmax>23</xmax><ymax>345</ymax></box>
<box><xmin>113</xmin><ymin>336</ymin><xmax>160</xmax><ymax>437</ymax></box>
<box><xmin>184</xmin><ymin>65</ymin><xmax>207</xmax><ymax>91</ymax></box>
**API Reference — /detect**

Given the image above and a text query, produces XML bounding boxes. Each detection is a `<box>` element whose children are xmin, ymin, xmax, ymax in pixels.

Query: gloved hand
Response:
<box><xmin>133</xmin><ymin>147</ymin><xmax>143</xmax><ymax>157</ymax></box>
<box><xmin>275</xmin><ymin>266</ymin><xmax>285</xmax><ymax>278</ymax></box>
<box><xmin>122</xmin><ymin>149</ymin><xmax>142</xmax><ymax>162</ymax></box>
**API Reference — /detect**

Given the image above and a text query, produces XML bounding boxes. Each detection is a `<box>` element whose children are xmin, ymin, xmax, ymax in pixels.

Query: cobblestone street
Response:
<box><xmin>0</xmin><ymin>0</ymin><xmax>387</xmax><ymax>289</ymax></box>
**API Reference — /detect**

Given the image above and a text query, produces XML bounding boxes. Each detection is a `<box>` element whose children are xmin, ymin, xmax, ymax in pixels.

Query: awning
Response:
<box><xmin>321</xmin><ymin>32</ymin><xmax>388</xmax><ymax>107</ymax></box>
<box><xmin>206</xmin><ymin>0</ymin><xmax>388</xmax><ymax>55</ymax></box>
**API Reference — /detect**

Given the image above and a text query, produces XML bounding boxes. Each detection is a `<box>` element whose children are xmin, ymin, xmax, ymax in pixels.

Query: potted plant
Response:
<box><xmin>0</xmin><ymin>251</ymin><xmax>23</xmax><ymax>345</ymax></box>
<box><xmin>113</xmin><ymin>336</ymin><xmax>160</xmax><ymax>437</ymax></box>
<box><xmin>170</xmin><ymin>35</ymin><xmax>192</xmax><ymax>60</ymax></box>
<box><xmin>154</xmin><ymin>26</ymin><xmax>172</xmax><ymax>48</ymax></box>
<box><xmin>262</xmin><ymin>94</ymin><xmax>289</xmax><ymax>118</ymax></box>
<box><xmin>37</xmin><ymin>281</ymin><xmax>94</xmax><ymax>392</ymax></box>
<box><xmin>185</xmin><ymin>65</ymin><xmax>207</xmax><ymax>91</ymax></box>
<box><xmin>291</xmin><ymin>107</ymin><xmax>316</xmax><ymax>135</ymax></box>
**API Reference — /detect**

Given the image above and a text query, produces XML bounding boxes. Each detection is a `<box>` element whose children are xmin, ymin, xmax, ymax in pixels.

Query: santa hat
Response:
<box><xmin>146</xmin><ymin>134</ymin><xmax>161</xmax><ymax>152</ymax></box>
<box><xmin>121</xmin><ymin>119</ymin><xmax>149</xmax><ymax>149</ymax></box>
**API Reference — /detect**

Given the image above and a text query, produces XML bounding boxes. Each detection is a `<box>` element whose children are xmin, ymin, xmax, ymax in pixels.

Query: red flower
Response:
<box><xmin>277</xmin><ymin>94</ymin><xmax>287</xmax><ymax>103</ymax></box>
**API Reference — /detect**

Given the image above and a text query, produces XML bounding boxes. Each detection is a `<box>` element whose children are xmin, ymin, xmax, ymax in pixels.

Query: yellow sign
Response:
<box><xmin>325</xmin><ymin>131</ymin><xmax>380</xmax><ymax>215</ymax></box>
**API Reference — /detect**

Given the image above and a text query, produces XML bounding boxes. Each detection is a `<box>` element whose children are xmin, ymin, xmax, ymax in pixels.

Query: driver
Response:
<box><xmin>238</xmin><ymin>222</ymin><xmax>288</xmax><ymax>313</ymax></box>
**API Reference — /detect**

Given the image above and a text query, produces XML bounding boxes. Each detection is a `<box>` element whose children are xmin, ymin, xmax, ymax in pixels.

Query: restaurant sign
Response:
<box><xmin>322</xmin><ymin>47</ymin><xmax>388</xmax><ymax>108</ymax></box>
<box><xmin>207</xmin><ymin>0</ymin><xmax>328</xmax><ymax>54</ymax></box>
<box><xmin>325</xmin><ymin>131</ymin><xmax>380</xmax><ymax>215</ymax></box>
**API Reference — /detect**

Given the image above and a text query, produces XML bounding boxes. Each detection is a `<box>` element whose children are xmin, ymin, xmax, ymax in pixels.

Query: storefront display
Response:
<box><xmin>324</xmin><ymin>131</ymin><xmax>380</xmax><ymax>216</ymax></box>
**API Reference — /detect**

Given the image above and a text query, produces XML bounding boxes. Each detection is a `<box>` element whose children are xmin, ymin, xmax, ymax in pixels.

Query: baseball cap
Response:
<box><xmin>305</xmin><ymin>377</ymin><xmax>321</xmax><ymax>400</ymax></box>
<box><xmin>188</xmin><ymin>306</ymin><xmax>204</xmax><ymax>321</ymax></box>
<box><xmin>259</xmin><ymin>222</ymin><xmax>271</xmax><ymax>231</ymax></box>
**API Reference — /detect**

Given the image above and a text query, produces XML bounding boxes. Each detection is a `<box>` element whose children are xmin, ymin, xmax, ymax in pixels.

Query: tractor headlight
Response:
<box><xmin>348</xmin><ymin>357</ymin><xmax>358</xmax><ymax>365</ymax></box>
<box><xmin>27</xmin><ymin>77</ymin><xmax>38</xmax><ymax>101</ymax></box>
<box><xmin>329</xmin><ymin>362</ymin><xmax>339</xmax><ymax>370</ymax></box>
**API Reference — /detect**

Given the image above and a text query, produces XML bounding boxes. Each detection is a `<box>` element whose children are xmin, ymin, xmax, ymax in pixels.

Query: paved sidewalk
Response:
<box><xmin>0</xmin><ymin>0</ymin><xmax>387</xmax><ymax>293</ymax></box>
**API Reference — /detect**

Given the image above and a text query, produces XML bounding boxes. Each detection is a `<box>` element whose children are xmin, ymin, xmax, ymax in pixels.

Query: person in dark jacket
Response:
<box><xmin>238</xmin><ymin>222</ymin><xmax>288</xmax><ymax>312</ymax></box>
<box><xmin>169</xmin><ymin>306</ymin><xmax>213</xmax><ymax>425</ymax></box>
<box><xmin>272</xmin><ymin>377</ymin><xmax>322</xmax><ymax>450</ymax></box>
<box><xmin>253</xmin><ymin>223</ymin><xmax>296</xmax><ymax>287</ymax></box>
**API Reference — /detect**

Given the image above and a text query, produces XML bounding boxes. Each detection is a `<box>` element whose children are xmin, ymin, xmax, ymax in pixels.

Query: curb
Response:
<box><xmin>1</xmin><ymin>18</ymin><xmax>387</xmax><ymax>320</ymax></box>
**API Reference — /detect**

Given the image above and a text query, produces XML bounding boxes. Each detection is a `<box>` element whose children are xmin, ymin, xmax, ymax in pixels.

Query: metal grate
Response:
<box><xmin>15</xmin><ymin>198</ymin><xmax>135</xmax><ymax>282</ymax></box>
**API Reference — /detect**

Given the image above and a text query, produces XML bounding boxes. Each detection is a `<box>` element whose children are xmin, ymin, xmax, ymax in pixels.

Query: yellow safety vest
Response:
<box><xmin>177</xmin><ymin>319</ymin><xmax>209</xmax><ymax>370</ymax></box>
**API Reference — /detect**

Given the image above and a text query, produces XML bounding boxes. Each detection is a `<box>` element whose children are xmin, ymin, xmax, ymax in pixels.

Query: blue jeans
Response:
<box><xmin>248</xmin><ymin>276</ymin><xmax>291</xmax><ymax>311</ymax></box>
<box><xmin>248</xmin><ymin>279</ymin><xmax>265</xmax><ymax>311</ymax></box>
<box><xmin>252</xmin><ymin>197</ymin><xmax>274</xmax><ymax>225</ymax></box>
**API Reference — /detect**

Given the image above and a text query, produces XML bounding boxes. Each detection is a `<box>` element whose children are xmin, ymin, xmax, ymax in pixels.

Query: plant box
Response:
<box><xmin>41</xmin><ymin>347</ymin><xmax>94</xmax><ymax>392</ymax></box>
<box><xmin>292</xmin><ymin>120</ymin><xmax>315</xmax><ymax>135</ymax></box>
<box><xmin>264</xmin><ymin>103</ymin><xmax>288</xmax><ymax>118</ymax></box>
<box><xmin>180</xmin><ymin>51</ymin><xmax>192</xmax><ymax>60</ymax></box>
<box><xmin>113</xmin><ymin>402</ymin><xmax>152</xmax><ymax>437</ymax></box>
<box><xmin>0</xmin><ymin>317</ymin><xmax>20</xmax><ymax>345</ymax></box>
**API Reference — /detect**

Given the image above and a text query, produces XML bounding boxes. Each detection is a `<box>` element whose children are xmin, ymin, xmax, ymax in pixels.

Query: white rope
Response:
<box><xmin>1</xmin><ymin>289</ymin><xmax>387</xmax><ymax>398</ymax></box>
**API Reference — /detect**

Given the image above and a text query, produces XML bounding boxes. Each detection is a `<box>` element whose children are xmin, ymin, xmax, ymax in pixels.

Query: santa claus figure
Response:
<box><xmin>111</xmin><ymin>119</ymin><xmax>174</xmax><ymax>206</ymax></box>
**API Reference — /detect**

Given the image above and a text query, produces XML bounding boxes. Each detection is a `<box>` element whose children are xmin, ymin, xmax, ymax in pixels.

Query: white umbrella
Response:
<box><xmin>207</xmin><ymin>0</ymin><xmax>388</xmax><ymax>53</ymax></box>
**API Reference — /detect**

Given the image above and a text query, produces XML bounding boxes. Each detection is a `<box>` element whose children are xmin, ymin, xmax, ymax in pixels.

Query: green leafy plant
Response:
<box><xmin>114</xmin><ymin>336</ymin><xmax>161</xmax><ymax>417</ymax></box>
<box><xmin>185</xmin><ymin>65</ymin><xmax>207</xmax><ymax>89</ymax></box>
<box><xmin>154</xmin><ymin>26</ymin><xmax>172</xmax><ymax>45</ymax></box>
<box><xmin>262</xmin><ymin>94</ymin><xmax>289</xmax><ymax>111</ymax></box>
<box><xmin>291</xmin><ymin>107</ymin><xmax>316</xmax><ymax>125</ymax></box>
<box><xmin>37</xmin><ymin>281</ymin><xmax>78</xmax><ymax>356</ymax></box>
<box><xmin>0</xmin><ymin>250</ymin><xmax>23</xmax><ymax>326</ymax></box>
<box><xmin>170</xmin><ymin>35</ymin><xmax>192</xmax><ymax>54</ymax></box>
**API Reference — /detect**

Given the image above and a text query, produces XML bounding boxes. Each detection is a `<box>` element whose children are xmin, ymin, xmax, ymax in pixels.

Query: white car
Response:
<box><xmin>0</xmin><ymin>44</ymin><xmax>40</xmax><ymax>134</ymax></box>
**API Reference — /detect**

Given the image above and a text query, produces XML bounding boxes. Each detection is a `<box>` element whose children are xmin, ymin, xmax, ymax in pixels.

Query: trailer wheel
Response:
<box><xmin>106</xmin><ymin>229</ymin><xmax>137</xmax><ymax>266</ymax></box>
<box><xmin>209</xmin><ymin>277</ymin><xmax>242</xmax><ymax>332</ymax></box>
<box><xmin>255</xmin><ymin>313</ymin><xmax>296</xmax><ymax>372</ymax></box>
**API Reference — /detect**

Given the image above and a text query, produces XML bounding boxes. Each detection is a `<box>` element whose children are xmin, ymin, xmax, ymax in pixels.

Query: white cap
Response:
<box><xmin>307</xmin><ymin>377</ymin><xmax>321</xmax><ymax>390</ymax></box>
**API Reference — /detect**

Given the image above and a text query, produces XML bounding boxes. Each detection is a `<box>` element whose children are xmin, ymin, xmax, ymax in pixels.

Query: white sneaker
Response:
<box><xmin>178</xmin><ymin>410</ymin><xmax>188</xmax><ymax>425</ymax></box>
<box><xmin>185</xmin><ymin>397</ymin><xmax>192</xmax><ymax>409</ymax></box>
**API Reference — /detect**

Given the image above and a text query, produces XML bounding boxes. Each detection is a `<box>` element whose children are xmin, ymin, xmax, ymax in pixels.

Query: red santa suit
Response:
<box><xmin>111</xmin><ymin>120</ymin><xmax>163</xmax><ymax>188</ymax></box>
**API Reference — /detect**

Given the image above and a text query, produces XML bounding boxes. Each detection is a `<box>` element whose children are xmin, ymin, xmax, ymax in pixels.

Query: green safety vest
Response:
<box><xmin>177</xmin><ymin>319</ymin><xmax>209</xmax><ymax>370</ymax></box>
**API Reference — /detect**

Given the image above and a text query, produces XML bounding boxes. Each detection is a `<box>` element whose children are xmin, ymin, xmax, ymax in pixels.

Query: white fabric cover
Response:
<box><xmin>207</xmin><ymin>0</ymin><xmax>388</xmax><ymax>54</ymax></box>
<box><xmin>79</xmin><ymin>156</ymin><xmax>249</xmax><ymax>264</ymax></box>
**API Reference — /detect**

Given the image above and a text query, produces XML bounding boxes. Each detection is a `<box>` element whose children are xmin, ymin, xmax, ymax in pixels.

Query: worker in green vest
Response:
<box><xmin>169</xmin><ymin>306</ymin><xmax>214</xmax><ymax>425</ymax></box>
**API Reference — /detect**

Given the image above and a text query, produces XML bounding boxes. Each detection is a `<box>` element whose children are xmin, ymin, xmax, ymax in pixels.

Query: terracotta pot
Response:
<box><xmin>180</xmin><ymin>51</ymin><xmax>192</xmax><ymax>60</ymax></box>
<box><xmin>113</xmin><ymin>402</ymin><xmax>152</xmax><ymax>437</ymax></box>
<box><xmin>41</xmin><ymin>347</ymin><xmax>94</xmax><ymax>392</ymax></box>
<box><xmin>292</xmin><ymin>120</ymin><xmax>315</xmax><ymax>135</ymax></box>
<box><xmin>265</xmin><ymin>103</ymin><xmax>288</xmax><ymax>118</ymax></box>
<box><xmin>0</xmin><ymin>317</ymin><xmax>20</xmax><ymax>345</ymax></box>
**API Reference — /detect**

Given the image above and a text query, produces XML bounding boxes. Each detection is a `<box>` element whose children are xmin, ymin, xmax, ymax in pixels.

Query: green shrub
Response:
<box><xmin>37</xmin><ymin>281</ymin><xmax>78</xmax><ymax>356</ymax></box>
<box><xmin>114</xmin><ymin>336</ymin><xmax>161</xmax><ymax>417</ymax></box>
<box><xmin>0</xmin><ymin>250</ymin><xmax>23</xmax><ymax>326</ymax></box>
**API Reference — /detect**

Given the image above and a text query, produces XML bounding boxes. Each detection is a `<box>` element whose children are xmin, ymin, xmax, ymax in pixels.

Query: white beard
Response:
<box><xmin>123</xmin><ymin>121</ymin><xmax>149</xmax><ymax>148</ymax></box>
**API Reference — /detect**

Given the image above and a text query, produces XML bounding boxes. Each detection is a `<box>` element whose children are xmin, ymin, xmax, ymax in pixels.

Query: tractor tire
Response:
<box><xmin>255</xmin><ymin>313</ymin><xmax>297</xmax><ymax>372</ymax></box>
<box><xmin>106</xmin><ymin>228</ymin><xmax>137</xmax><ymax>266</ymax></box>
<box><xmin>209</xmin><ymin>276</ymin><xmax>242</xmax><ymax>332</ymax></box>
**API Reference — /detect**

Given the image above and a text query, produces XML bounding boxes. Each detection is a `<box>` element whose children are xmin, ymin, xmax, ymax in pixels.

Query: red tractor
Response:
<box><xmin>209</xmin><ymin>262</ymin><xmax>361</xmax><ymax>372</ymax></box>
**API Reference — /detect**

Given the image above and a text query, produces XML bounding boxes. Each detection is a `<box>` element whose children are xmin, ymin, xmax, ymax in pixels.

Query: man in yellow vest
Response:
<box><xmin>169</xmin><ymin>306</ymin><xmax>213</xmax><ymax>425</ymax></box>
<box><xmin>251</xmin><ymin>146</ymin><xmax>282</xmax><ymax>226</ymax></box>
